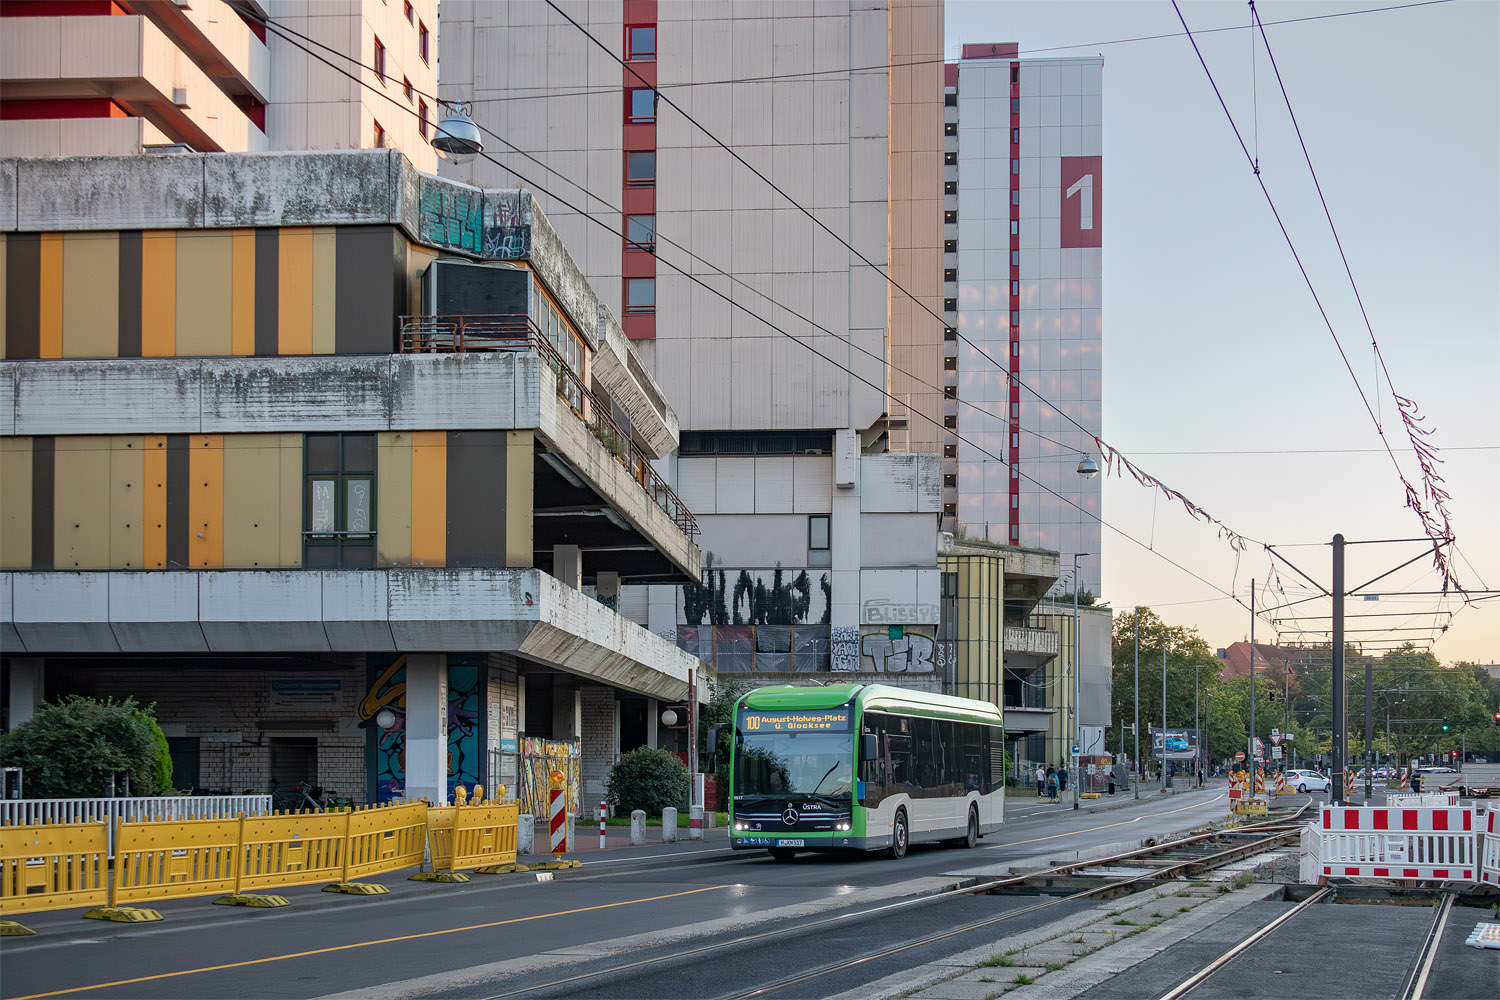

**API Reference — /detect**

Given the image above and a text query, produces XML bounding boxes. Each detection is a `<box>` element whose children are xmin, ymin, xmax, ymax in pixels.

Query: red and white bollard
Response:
<box><xmin>599</xmin><ymin>801</ymin><xmax>607</xmax><ymax>850</ymax></box>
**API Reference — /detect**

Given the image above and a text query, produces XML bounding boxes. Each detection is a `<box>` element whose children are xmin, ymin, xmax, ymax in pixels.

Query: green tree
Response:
<box><xmin>1110</xmin><ymin>608</ymin><xmax>1221</xmax><ymax>767</ymax></box>
<box><xmin>0</xmin><ymin>696</ymin><xmax>171</xmax><ymax>797</ymax></box>
<box><xmin>701</xmin><ymin>678</ymin><xmax>751</xmax><ymax>796</ymax></box>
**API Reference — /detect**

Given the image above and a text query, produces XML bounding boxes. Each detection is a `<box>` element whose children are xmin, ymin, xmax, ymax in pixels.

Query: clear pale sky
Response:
<box><xmin>944</xmin><ymin>1</ymin><xmax>1499</xmax><ymax>664</ymax></box>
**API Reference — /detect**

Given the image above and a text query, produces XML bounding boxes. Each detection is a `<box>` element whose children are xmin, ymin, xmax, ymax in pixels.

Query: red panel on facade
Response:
<box><xmin>944</xmin><ymin>63</ymin><xmax>958</xmax><ymax>87</ymax></box>
<box><xmin>621</xmin><ymin>186</ymin><xmax>656</xmax><ymax>214</ymax></box>
<box><xmin>623</xmin><ymin>0</ymin><xmax>657</xmax><ymax>21</ymax></box>
<box><xmin>961</xmin><ymin>42</ymin><xmax>1018</xmax><ymax>60</ymax></box>
<box><xmin>0</xmin><ymin>98</ymin><xmax>126</xmax><ymax>119</ymax></box>
<box><xmin>1060</xmin><ymin>155</ymin><xmax>1102</xmax><ymax>249</ymax></box>
<box><xmin>625</xmin><ymin>61</ymin><xmax>657</xmax><ymax>87</ymax></box>
<box><xmin>622</xmin><ymin>122</ymin><xmax>657</xmax><ymax>151</ymax></box>
<box><xmin>0</xmin><ymin>1</ymin><xmax>124</xmax><ymax>15</ymax></box>
<box><xmin>621</xmin><ymin>251</ymin><xmax>656</xmax><ymax>278</ymax></box>
<box><xmin>622</xmin><ymin>313</ymin><xmax>656</xmax><ymax>340</ymax></box>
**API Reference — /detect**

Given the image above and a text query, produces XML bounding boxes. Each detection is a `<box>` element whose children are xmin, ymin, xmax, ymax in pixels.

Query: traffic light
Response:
<box><xmin>1451</xmin><ymin>750</ymin><xmax>1459</xmax><ymax>759</ymax></box>
<box><xmin>1440</xmin><ymin>719</ymin><xmax>1450</xmax><ymax>732</ymax></box>
<box><xmin>1494</xmin><ymin>711</ymin><xmax>1500</xmax><ymax>727</ymax></box>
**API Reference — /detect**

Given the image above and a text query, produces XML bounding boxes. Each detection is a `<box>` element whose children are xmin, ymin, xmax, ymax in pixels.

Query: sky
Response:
<box><xmin>944</xmin><ymin>1</ymin><xmax>1499</xmax><ymax>665</ymax></box>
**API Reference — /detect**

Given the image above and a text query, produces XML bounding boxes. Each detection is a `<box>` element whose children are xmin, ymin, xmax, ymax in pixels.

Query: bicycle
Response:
<box><xmin>270</xmin><ymin>780</ymin><xmax>346</xmax><ymax>812</ymax></box>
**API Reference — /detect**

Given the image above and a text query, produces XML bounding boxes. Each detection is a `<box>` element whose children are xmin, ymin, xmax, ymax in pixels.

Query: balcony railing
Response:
<box><xmin>1003</xmin><ymin>625</ymin><xmax>1060</xmax><ymax>657</ymax></box>
<box><xmin>400</xmin><ymin>314</ymin><xmax>698</xmax><ymax>540</ymax></box>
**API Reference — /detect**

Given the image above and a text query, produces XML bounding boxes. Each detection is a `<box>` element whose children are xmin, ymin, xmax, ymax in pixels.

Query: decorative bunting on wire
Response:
<box><xmin>1389</xmin><ymin>392</ymin><xmax>1461</xmax><ymax>595</ymax></box>
<box><xmin>1094</xmin><ymin>437</ymin><xmax>1253</xmax><ymax>554</ymax></box>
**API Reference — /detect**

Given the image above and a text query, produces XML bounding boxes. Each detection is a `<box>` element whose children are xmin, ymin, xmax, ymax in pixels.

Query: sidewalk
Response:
<box><xmin>518</xmin><ymin>820</ymin><xmax>734</xmax><ymax>868</ymax></box>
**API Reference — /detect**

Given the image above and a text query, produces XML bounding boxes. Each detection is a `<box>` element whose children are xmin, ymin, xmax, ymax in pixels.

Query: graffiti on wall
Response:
<box><xmin>361</xmin><ymin>654</ymin><xmax>484</xmax><ymax>803</ymax></box>
<box><xmin>831</xmin><ymin>626</ymin><xmax>859</xmax><ymax>672</ymax></box>
<box><xmin>417</xmin><ymin>178</ymin><xmax>531</xmax><ymax>259</ymax></box>
<box><xmin>859</xmin><ymin>627</ymin><xmax>939</xmax><ymax>673</ymax></box>
<box><xmin>681</xmin><ymin>555</ymin><xmax>831</xmax><ymax>627</ymax></box>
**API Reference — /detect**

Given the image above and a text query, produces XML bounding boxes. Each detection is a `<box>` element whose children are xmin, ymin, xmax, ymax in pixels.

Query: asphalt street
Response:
<box><xmin>0</xmin><ymin>785</ymin><xmax>1244</xmax><ymax>1000</ymax></box>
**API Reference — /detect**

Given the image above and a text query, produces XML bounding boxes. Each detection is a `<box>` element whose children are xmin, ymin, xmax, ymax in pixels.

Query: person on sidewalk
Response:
<box><xmin>1035</xmin><ymin>764</ymin><xmax>1046</xmax><ymax>796</ymax></box>
<box><xmin>1058</xmin><ymin>765</ymin><xmax>1069</xmax><ymax>793</ymax></box>
<box><xmin>1046</xmin><ymin>766</ymin><xmax>1059</xmax><ymax>800</ymax></box>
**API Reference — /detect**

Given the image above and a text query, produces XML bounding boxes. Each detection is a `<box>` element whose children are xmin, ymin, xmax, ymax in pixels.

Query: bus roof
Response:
<box><xmin>738</xmin><ymin>683</ymin><xmax>1004</xmax><ymax>727</ymax></box>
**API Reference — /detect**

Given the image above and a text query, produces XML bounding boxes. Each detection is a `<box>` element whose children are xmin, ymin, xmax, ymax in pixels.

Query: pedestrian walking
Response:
<box><xmin>1035</xmin><ymin>763</ymin><xmax>1046</xmax><ymax>797</ymax></box>
<box><xmin>1046</xmin><ymin>766</ymin><xmax>1059</xmax><ymax>801</ymax></box>
<box><xmin>1058</xmin><ymin>765</ymin><xmax>1069</xmax><ymax>792</ymax></box>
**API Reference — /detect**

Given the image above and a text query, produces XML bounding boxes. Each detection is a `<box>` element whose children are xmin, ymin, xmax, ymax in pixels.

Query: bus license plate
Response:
<box><xmin>777</xmin><ymin>839</ymin><xmax>804</xmax><ymax>847</ymax></box>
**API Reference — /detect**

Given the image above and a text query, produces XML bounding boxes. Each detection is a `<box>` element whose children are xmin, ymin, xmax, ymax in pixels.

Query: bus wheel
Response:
<box><xmin>887</xmin><ymin>809</ymin><xmax>909</xmax><ymax>860</ymax></box>
<box><xmin>769</xmin><ymin>847</ymin><xmax>798</xmax><ymax>862</ymax></box>
<box><xmin>963</xmin><ymin>807</ymin><xmax>978</xmax><ymax>849</ymax></box>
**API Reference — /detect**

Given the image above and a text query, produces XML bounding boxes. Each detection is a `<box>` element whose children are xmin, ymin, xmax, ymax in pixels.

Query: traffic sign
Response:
<box><xmin>1271</xmin><ymin>733</ymin><xmax>1283</xmax><ymax>745</ymax></box>
<box><xmin>1235</xmin><ymin>751</ymin><xmax>1246</xmax><ymax>762</ymax></box>
<box><xmin>1271</xmin><ymin>728</ymin><xmax>1280</xmax><ymax>736</ymax></box>
<box><xmin>1071</xmin><ymin>744</ymin><xmax>1081</xmax><ymax>756</ymax></box>
<box><xmin>1271</xmin><ymin>746</ymin><xmax>1283</xmax><ymax>759</ymax></box>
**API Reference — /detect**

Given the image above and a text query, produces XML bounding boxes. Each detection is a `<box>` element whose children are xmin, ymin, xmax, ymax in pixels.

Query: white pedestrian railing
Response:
<box><xmin>1481</xmin><ymin>808</ymin><xmax>1500</xmax><ymax>888</ymax></box>
<box><xmin>0</xmin><ymin>795</ymin><xmax>272</xmax><ymax>856</ymax></box>
<box><xmin>1385</xmin><ymin>792</ymin><xmax>1461</xmax><ymax>807</ymax></box>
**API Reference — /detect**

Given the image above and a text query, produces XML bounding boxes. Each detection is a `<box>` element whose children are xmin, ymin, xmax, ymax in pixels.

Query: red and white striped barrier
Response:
<box><xmin>1481</xmin><ymin>807</ymin><xmax>1500</xmax><ymax>888</ymax></box>
<box><xmin>1319</xmin><ymin>806</ymin><xmax>1477</xmax><ymax>881</ymax></box>
<box><xmin>1398</xmin><ymin>768</ymin><xmax>1409</xmax><ymax>791</ymax></box>
<box><xmin>599</xmin><ymin>801</ymin><xmax>607</xmax><ymax>850</ymax></box>
<box><xmin>548</xmin><ymin>783</ymin><xmax>568</xmax><ymax>856</ymax></box>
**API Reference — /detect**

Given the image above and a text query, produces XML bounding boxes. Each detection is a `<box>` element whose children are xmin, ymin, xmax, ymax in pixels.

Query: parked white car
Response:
<box><xmin>1285</xmin><ymin>768</ymin><xmax>1331</xmax><ymax>793</ymax></box>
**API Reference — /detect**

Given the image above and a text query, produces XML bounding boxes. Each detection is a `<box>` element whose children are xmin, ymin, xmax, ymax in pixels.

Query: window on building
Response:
<box><xmin>1011</xmin><ymin>250</ymin><xmax>1019</xmax><ymax>266</ymax></box>
<box><xmin>944</xmin><ymin>180</ymin><xmax>957</xmax><ymax>195</ymax></box>
<box><xmin>626</xmin><ymin>25</ymin><xmax>656</xmax><ymax>60</ymax></box>
<box><xmin>943</xmin><ymin>444</ymin><xmax>957</xmax><ymax>458</ymax></box>
<box><xmin>944</xmin><ymin>210</ymin><xmax>957</xmax><ymax>223</ymax></box>
<box><xmin>626</xmin><ymin>214</ymin><xmax>656</xmax><ymax>251</ymax></box>
<box><xmin>374</xmin><ymin>37</ymin><xmax>386</xmax><ymax>82</ymax></box>
<box><xmin>418</xmin><ymin>100</ymin><xmax>428</xmax><ymax>139</ymax></box>
<box><xmin>1010</xmin><ymin>310</ymin><xmax>1020</xmax><ymax>325</ymax></box>
<box><xmin>1011</xmin><ymin>432</ymin><xmax>1019</xmax><ymax>448</ymax></box>
<box><xmin>944</xmin><ymin>239</ymin><xmax>957</xmax><ymax>253</ymax></box>
<box><xmin>944</xmin><ymin>355</ymin><xmax>957</xmax><ymax>370</ymax></box>
<box><xmin>374</xmin><ymin>120</ymin><xmax>386</xmax><ymax>147</ymax></box>
<box><xmin>627</xmin><ymin>88</ymin><xmax>656</xmax><ymax>123</ymax></box>
<box><xmin>944</xmin><ymin>386</ymin><xmax>957</xmax><ymax>399</ymax></box>
<box><xmin>944</xmin><ymin>297</ymin><xmax>957</xmax><ymax>312</ymax></box>
<box><xmin>1010</xmin><ymin>402</ymin><xmax>1020</xmax><ymax>418</ymax></box>
<box><xmin>1011</xmin><ymin>279</ymin><xmax>1019</xmax><ymax>296</ymax></box>
<box><xmin>626</xmin><ymin>150</ymin><xmax>656</xmax><ymax>186</ymax></box>
<box><xmin>943</xmin><ymin>415</ymin><xmax>957</xmax><ymax>429</ymax></box>
<box><xmin>1011</xmin><ymin>158</ymin><xmax>1019</xmax><ymax>174</ymax></box>
<box><xmin>625</xmin><ymin>277</ymin><xmax>656</xmax><ymax>313</ymax></box>
<box><xmin>419</xmin><ymin>21</ymin><xmax>429</xmax><ymax>63</ymax></box>
<box><xmin>1012</xmin><ymin>127</ymin><xmax>1019</xmax><ymax>143</ymax></box>
<box><xmin>943</xmin><ymin>268</ymin><xmax>957</xmax><ymax>282</ymax></box>
<box><xmin>1011</xmin><ymin>462</ymin><xmax>1019</xmax><ymax>478</ymax></box>
<box><xmin>403</xmin><ymin>77</ymin><xmax>413</xmax><ymax>102</ymax></box>
<box><xmin>944</xmin><ymin>326</ymin><xmax>957</xmax><ymax>340</ymax></box>
<box><xmin>808</xmin><ymin>515</ymin><xmax>830</xmax><ymax>551</ymax></box>
<box><xmin>1011</xmin><ymin>494</ymin><xmax>1019</xmax><ymax>509</ymax></box>
<box><xmin>1011</xmin><ymin>98</ymin><xmax>1019</xmax><ymax>113</ymax></box>
<box><xmin>404</xmin><ymin>0</ymin><xmax>414</xmax><ymax>23</ymax></box>
<box><xmin>1012</xmin><ymin>190</ymin><xmax>1020</xmax><ymax>205</ymax></box>
<box><xmin>944</xmin><ymin>151</ymin><xmax>957</xmax><ymax>165</ymax></box>
<box><xmin>943</xmin><ymin>502</ymin><xmax>957</xmax><ymax>517</ymax></box>
<box><xmin>1011</xmin><ymin>342</ymin><xmax>1019</xmax><ymax>357</ymax></box>
<box><xmin>944</xmin><ymin>122</ymin><xmax>957</xmax><ymax>136</ymax></box>
<box><xmin>1009</xmin><ymin>220</ymin><xmax>1018</xmax><ymax>236</ymax></box>
<box><xmin>944</xmin><ymin>92</ymin><xmax>957</xmax><ymax>107</ymax></box>
<box><xmin>943</xmin><ymin>473</ymin><xmax>956</xmax><ymax>488</ymax></box>
<box><xmin>1011</xmin><ymin>66</ymin><xmax>1019</xmax><ymax>84</ymax></box>
<box><xmin>305</xmin><ymin>433</ymin><xmax>376</xmax><ymax>569</ymax></box>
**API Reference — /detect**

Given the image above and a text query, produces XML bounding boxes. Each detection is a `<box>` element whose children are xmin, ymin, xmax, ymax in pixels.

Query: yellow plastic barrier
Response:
<box><xmin>113</xmin><ymin>817</ymin><xmax>239</xmax><ymax>904</ymax></box>
<box><xmin>416</xmin><ymin>801</ymin><xmax>519</xmax><ymax>880</ymax></box>
<box><xmin>0</xmin><ymin>823</ymin><xmax>109</xmax><ymax>916</ymax></box>
<box><xmin>218</xmin><ymin>811</ymin><xmax>348</xmax><ymax>905</ymax></box>
<box><xmin>331</xmin><ymin>802</ymin><xmax>428</xmax><ymax>893</ymax></box>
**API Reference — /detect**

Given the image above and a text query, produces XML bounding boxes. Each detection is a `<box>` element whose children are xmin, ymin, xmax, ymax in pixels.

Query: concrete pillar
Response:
<box><xmin>595</xmin><ymin>570</ymin><xmax>620</xmax><ymax>609</ymax></box>
<box><xmin>579</xmin><ymin>686</ymin><xmax>616</xmax><ymax>805</ymax></box>
<box><xmin>646</xmin><ymin>698</ymin><xmax>659</xmax><ymax>748</ymax></box>
<box><xmin>553</xmin><ymin>544</ymin><xmax>582</xmax><ymax>589</ymax></box>
<box><xmin>517</xmin><ymin>813</ymin><xmax>535</xmax><ymax>855</ymax></box>
<box><xmin>662</xmin><ymin>806</ymin><xmax>677</xmax><ymax>842</ymax></box>
<box><xmin>404</xmin><ymin>654</ymin><xmax>448</xmax><ymax>803</ymax></box>
<box><xmin>830</xmin><ymin>437</ymin><xmax>862</xmax><ymax>672</ymax></box>
<box><xmin>630</xmin><ymin>809</ymin><xmax>646</xmax><ymax>846</ymax></box>
<box><xmin>7</xmin><ymin>659</ymin><xmax>44</xmax><ymax>729</ymax></box>
<box><xmin>647</xmin><ymin>583</ymin><xmax>677</xmax><ymax>639</ymax></box>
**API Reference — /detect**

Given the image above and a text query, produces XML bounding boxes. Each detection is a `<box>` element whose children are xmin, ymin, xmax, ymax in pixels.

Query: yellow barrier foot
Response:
<box><xmin>0</xmin><ymin>920</ymin><xmax>36</xmax><ymax>936</ymax></box>
<box><xmin>83</xmin><ymin>906</ymin><xmax>163</xmax><ymax>923</ymax></box>
<box><xmin>323</xmin><ymin>882</ymin><xmax>390</xmax><ymax>895</ymax></box>
<box><xmin>474</xmin><ymin>864</ymin><xmax>520</xmax><ymax>875</ymax></box>
<box><xmin>535</xmin><ymin>859</ymin><xmax>582</xmax><ymax>870</ymax></box>
<box><xmin>1080</xmin><ymin>793</ymin><xmax>1101</xmax><ymax>799</ymax></box>
<box><xmin>409</xmin><ymin>871</ymin><xmax>471</xmax><ymax>883</ymax></box>
<box><xmin>213</xmin><ymin>893</ymin><xmax>289</xmax><ymax>908</ymax></box>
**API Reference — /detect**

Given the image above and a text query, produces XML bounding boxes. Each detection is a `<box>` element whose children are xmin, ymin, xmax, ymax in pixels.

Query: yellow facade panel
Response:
<box><xmin>39</xmin><ymin>233</ymin><xmax>63</xmax><ymax>358</ymax></box>
<box><xmin>62</xmin><ymin>232</ymin><xmax>119</xmax><ymax>359</ymax></box>
<box><xmin>53</xmin><ymin>438</ymin><xmax>112</xmax><ymax>570</ymax></box>
<box><xmin>0</xmin><ymin>437</ymin><xmax>32</xmax><ymax>570</ymax></box>
<box><xmin>278</xmin><ymin>434</ymin><xmax>303</xmax><ymax>568</ymax></box>
<box><xmin>506</xmin><ymin>430</ymin><xmax>533</xmax><ymax>568</ymax></box>
<box><xmin>278</xmin><ymin>228</ymin><xmax>314</xmax><ymax>355</ymax></box>
<box><xmin>140</xmin><ymin>232</ymin><xmax>177</xmax><ymax>356</ymax></box>
<box><xmin>188</xmin><ymin>434</ymin><xmax>224</xmax><ymax>569</ymax></box>
<box><xmin>377</xmin><ymin>431</ymin><xmax>413</xmax><ymax>567</ymax></box>
<box><xmin>224</xmin><ymin>435</ymin><xmax>288</xmax><ymax>568</ymax></box>
<box><xmin>109</xmin><ymin>436</ymin><xmax>145</xmax><ymax>569</ymax></box>
<box><xmin>175</xmin><ymin>232</ymin><xmax>233</xmax><ymax>357</ymax></box>
<box><xmin>143</xmin><ymin>434</ymin><xmax>167</xmax><ymax>569</ymax></box>
<box><xmin>409</xmin><ymin>431</ymin><xmax>446</xmax><ymax>567</ymax></box>
<box><xmin>231</xmin><ymin>229</ymin><xmax>256</xmax><ymax>356</ymax></box>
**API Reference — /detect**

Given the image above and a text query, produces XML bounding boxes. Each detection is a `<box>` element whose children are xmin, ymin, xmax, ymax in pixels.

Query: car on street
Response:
<box><xmin>1285</xmin><ymin>768</ymin><xmax>1331</xmax><ymax>793</ymax></box>
<box><xmin>1417</xmin><ymin>766</ymin><xmax>1457</xmax><ymax>774</ymax></box>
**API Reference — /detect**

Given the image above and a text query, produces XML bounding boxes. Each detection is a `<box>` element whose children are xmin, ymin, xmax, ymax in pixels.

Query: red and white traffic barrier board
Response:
<box><xmin>1320</xmin><ymin>806</ymin><xmax>1477</xmax><ymax>881</ymax></box>
<box><xmin>1480</xmin><ymin>807</ymin><xmax>1500</xmax><ymax>888</ymax></box>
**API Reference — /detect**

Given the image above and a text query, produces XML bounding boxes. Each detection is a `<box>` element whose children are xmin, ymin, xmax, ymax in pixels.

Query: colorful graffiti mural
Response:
<box><xmin>361</xmin><ymin>654</ymin><xmax>484</xmax><ymax>803</ymax></box>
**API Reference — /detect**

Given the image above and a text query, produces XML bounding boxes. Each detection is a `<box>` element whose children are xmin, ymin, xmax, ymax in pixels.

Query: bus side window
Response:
<box><xmin>888</xmin><ymin>733</ymin><xmax>915</xmax><ymax>792</ymax></box>
<box><xmin>860</xmin><ymin>717</ymin><xmax>886</xmax><ymax>806</ymax></box>
<box><xmin>960</xmin><ymin>723</ymin><xmax>983</xmax><ymax>792</ymax></box>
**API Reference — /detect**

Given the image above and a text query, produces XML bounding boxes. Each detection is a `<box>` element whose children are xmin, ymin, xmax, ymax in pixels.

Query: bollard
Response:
<box><xmin>630</xmin><ymin>809</ymin><xmax>646</xmax><ymax>846</ymax></box>
<box><xmin>599</xmin><ymin>801</ymin><xmax>608</xmax><ymax>850</ymax></box>
<box><xmin>689</xmin><ymin>803</ymin><xmax>704</xmax><ymax>841</ymax></box>
<box><xmin>662</xmin><ymin>807</ymin><xmax>678</xmax><ymax>843</ymax></box>
<box><xmin>517</xmin><ymin>814</ymin><xmax>535</xmax><ymax>856</ymax></box>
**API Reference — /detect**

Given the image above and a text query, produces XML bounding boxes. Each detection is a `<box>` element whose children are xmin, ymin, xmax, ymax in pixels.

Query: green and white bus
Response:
<box><xmin>726</xmin><ymin>683</ymin><xmax>1005</xmax><ymax>860</ymax></box>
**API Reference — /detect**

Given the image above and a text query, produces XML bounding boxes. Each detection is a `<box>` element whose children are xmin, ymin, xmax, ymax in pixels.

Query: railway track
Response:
<box><xmin>476</xmin><ymin>804</ymin><xmax>1310</xmax><ymax>1000</ymax></box>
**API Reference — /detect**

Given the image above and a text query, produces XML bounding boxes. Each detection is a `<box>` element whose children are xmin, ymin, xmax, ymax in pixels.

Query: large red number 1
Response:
<box><xmin>1060</xmin><ymin>156</ymin><xmax>1102</xmax><ymax>248</ymax></box>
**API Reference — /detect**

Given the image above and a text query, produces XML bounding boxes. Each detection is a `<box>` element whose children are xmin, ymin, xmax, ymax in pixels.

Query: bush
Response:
<box><xmin>605</xmin><ymin>746</ymin><xmax>689</xmax><ymax>816</ymax></box>
<box><xmin>0</xmin><ymin>695</ymin><xmax>171</xmax><ymax>797</ymax></box>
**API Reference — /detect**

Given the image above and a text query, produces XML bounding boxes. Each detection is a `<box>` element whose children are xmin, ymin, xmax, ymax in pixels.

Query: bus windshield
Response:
<box><xmin>736</xmin><ymin>731</ymin><xmax>853</xmax><ymax>798</ymax></box>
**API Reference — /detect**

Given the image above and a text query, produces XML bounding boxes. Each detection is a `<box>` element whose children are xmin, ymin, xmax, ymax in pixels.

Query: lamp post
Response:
<box><xmin>1071</xmin><ymin>552</ymin><xmax>1090</xmax><ymax>811</ymax></box>
<box><xmin>1161</xmin><ymin>640</ymin><xmax>1170</xmax><ymax>789</ymax></box>
<box><xmin>1133</xmin><ymin>609</ymin><xmax>1141</xmax><ymax>799</ymax></box>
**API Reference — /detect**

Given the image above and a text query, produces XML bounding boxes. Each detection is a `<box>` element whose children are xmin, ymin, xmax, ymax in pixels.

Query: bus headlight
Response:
<box><xmin>836</xmin><ymin>822</ymin><xmax>850</xmax><ymax>831</ymax></box>
<box><xmin>734</xmin><ymin>822</ymin><xmax>746</xmax><ymax>831</ymax></box>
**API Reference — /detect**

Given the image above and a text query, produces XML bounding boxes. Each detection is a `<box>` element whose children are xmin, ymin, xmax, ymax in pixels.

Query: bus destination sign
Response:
<box><xmin>740</xmin><ymin>709</ymin><xmax>851</xmax><ymax>733</ymax></box>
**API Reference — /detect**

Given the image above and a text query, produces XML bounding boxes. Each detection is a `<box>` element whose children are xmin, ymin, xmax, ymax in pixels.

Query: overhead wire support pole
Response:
<box><xmin>1249</xmin><ymin>579</ymin><xmax>1256</xmax><ymax>782</ymax></box>
<box><xmin>1332</xmin><ymin>534</ymin><xmax>1346</xmax><ymax>806</ymax></box>
<box><xmin>1365</xmin><ymin>662</ymin><xmax>1375</xmax><ymax>799</ymax></box>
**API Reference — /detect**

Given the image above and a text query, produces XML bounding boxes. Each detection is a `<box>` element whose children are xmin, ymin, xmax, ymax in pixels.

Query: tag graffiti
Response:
<box><xmin>860</xmin><ymin>629</ymin><xmax>937</xmax><ymax>673</ymax></box>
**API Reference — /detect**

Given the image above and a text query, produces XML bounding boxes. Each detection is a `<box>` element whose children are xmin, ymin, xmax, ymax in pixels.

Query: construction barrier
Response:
<box><xmin>338</xmin><ymin>802</ymin><xmax>428</xmax><ymax>888</ymax></box>
<box><xmin>1319</xmin><ymin>806</ymin><xmax>1477</xmax><ymax>881</ymax></box>
<box><xmin>112</xmin><ymin>817</ymin><xmax>239</xmax><ymax>905</ymax></box>
<box><xmin>1254</xmin><ymin>768</ymin><xmax>1265</xmax><ymax>795</ymax></box>
<box><xmin>0</xmin><ymin>795</ymin><xmax>271</xmax><ymax>858</ymax></box>
<box><xmin>1480</xmin><ymin>807</ymin><xmax>1500</xmax><ymax>888</ymax></box>
<box><xmin>1398</xmin><ymin>768</ymin><xmax>1409</xmax><ymax>791</ymax></box>
<box><xmin>1387</xmin><ymin>793</ymin><xmax>1461</xmax><ymax>808</ymax></box>
<box><xmin>1275</xmin><ymin>770</ymin><xmax>1287</xmax><ymax>795</ymax></box>
<box><xmin>424</xmin><ymin>801</ymin><xmax>520</xmax><ymax>875</ymax></box>
<box><xmin>1344</xmin><ymin>769</ymin><xmax>1357</xmax><ymax>800</ymax></box>
<box><xmin>0</xmin><ymin>823</ymin><xmax>110</xmax><ymax>916</ymax></box>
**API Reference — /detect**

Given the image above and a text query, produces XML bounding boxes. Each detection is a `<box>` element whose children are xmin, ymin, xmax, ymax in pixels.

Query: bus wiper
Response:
<box><xmin>810</xmin><ymin>763</ymin><xmax>840</xmax><ymax>796</ymax></box>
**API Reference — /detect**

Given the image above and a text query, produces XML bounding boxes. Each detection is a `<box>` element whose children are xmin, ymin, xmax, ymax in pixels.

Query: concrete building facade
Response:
<box><xmin>944</xmin><ymin>43</ymin><xmax>1103</xmax><ymax>597</ymax></box>
<box><xmin>0</xmin><ymin>149</ymin><xmax>704</xmax><ymax>808</ymax></box>
<box><xmin>0</xmin><ymin>0</ymin><xmax>437</xmax><ymax>170</ymax></box>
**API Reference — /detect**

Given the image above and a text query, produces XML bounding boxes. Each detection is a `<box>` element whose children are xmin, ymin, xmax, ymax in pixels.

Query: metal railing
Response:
<box><xmin>0</xmin><ymin>794</ymin><xmax>273</xmax><ymax>857</ymax></box>
<box><xmin>400</xmin><ymin>314</ymin><xmax>698</xmax><ymax>540</ymax></box>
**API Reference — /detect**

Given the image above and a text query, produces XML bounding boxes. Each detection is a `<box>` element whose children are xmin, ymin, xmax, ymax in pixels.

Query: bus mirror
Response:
<box><xmin>706</xmin><ymin>723</ymin><xmax>724</xmax><ymax>754</ymax></box>
<box><xmin>861</xmin><ymin>733</ymin><xmax>878</xmax><ymax>762</ymax></box>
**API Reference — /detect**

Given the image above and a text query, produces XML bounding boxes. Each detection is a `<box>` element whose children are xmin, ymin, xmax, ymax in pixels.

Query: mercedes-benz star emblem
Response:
<box><xmin>782</xmin><ymin>805</ymin><xmax>799</xmax><ymax>826</ymax></box>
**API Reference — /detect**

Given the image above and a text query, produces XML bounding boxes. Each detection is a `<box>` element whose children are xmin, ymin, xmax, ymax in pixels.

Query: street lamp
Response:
<box><xmin>1071</xmin><ymin>552</ymin><xmax>1090</xmax><ymax>810</ymax></box>
<box><xmin>432</xmin><ymin>102</ymin><xmax>484</xmax><ymax>164</ymax></box>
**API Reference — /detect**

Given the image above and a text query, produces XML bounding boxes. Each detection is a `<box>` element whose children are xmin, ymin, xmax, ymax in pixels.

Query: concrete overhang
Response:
<box><xmin>1003</xmin><ymin>706</ymin><xmax>1057</xmax><ymax>736</ymax></box>
<box><xmin>0</xmin><ymin>569</ymin><xmax>710</xmax><ymax>704</ymax></box>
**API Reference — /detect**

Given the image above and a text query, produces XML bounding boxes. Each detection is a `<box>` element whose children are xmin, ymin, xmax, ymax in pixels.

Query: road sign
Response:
<box><xmin>1271</xmin><ymin>733</ymin><xmax>1283</xmax><ymax>745</ymax></box>
<box><xmin>1235</xmin><ymin>751</ymin><xmax>1246</xmax><ymax>762</ymax></box>
<box><xmin>1071</xmin><ymin>744</ymin><xmax>1081</xmax><ymax>756</ymax></box>
<box><xmin>1271</xmin><ymin>728</ymin><xmax>1280</xmax><ymax>736</ymax></box>
<box><xmin>1271</xmin><ymin>746</ymin><xmax>1283</xmax><ymax>759</ymax></box>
